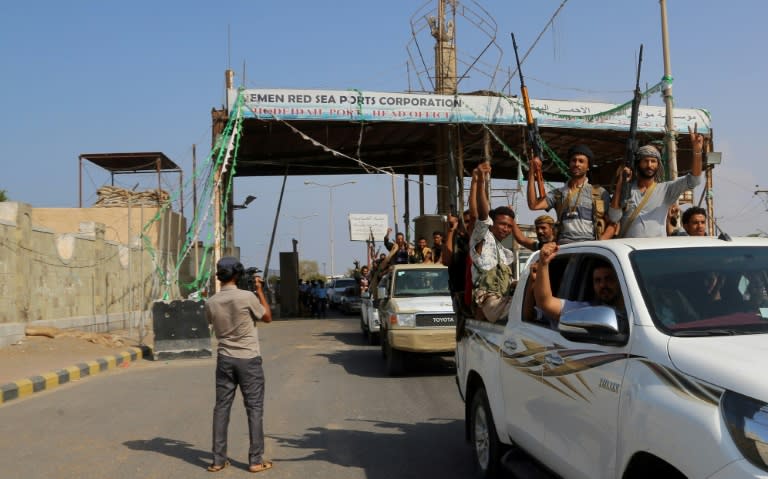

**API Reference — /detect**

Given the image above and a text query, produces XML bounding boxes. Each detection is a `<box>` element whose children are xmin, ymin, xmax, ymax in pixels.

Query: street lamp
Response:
<box><xmin>304</xmin><ymin>180</ymin><xmax>357</xmax><ymax>277</ymax></box>
<box><xmin>290</xmin><ymin>213</ymin><xmax>318</xmax><ymax>255</ymax></box>
<box><xmin>233</xmin><ymin>195</ymin><xmax>257</xmax><ymax>210</ymax></box>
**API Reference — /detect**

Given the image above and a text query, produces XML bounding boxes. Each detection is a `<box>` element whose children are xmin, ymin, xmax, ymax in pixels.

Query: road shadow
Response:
<box><xmin>314</xmin><ymin>330</ymin><xmax>368</xmax><ymax>346</ymax></box>
<box><xmin>318</xmin><ymin>349</ymin><xmax>388</xmax><ymax>378</ymax></box>
<box><xmin>123</xmin><ymin>437</ymin><xmax>248</xmax><ymax>471</ymax></box>
<box><xmin>318</xmin><ymin>348</ymin><xmax>456</xmax><ymax>378</ymax></box>
<box><xmin>268</xmin><ymin>418</ymin><xmax>474</xmax><ymax>479</ymax></box>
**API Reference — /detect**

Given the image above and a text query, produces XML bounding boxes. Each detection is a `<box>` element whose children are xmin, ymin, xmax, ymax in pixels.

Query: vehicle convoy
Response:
<box><xmin>456</xmin><ymin>237</ymin><xmax>768</xmax><ymax>478</ymax></box>
<box><xmin>377</xmin><ymin>263</ymin><xmax>455</xmax><ymax>376</ymax></box>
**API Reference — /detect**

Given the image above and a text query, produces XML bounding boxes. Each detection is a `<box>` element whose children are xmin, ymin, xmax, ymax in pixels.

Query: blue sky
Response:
<box><xmin>2</xmin><ymin>1</ymin><xmax>767</xmax><ymax>276</ymax></box>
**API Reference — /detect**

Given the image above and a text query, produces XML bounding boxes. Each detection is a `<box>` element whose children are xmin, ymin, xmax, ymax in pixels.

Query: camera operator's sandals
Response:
<box><xmin>248</xmin><ymin>461</ymin><xmax>273</xmax><ymax>473</ymax></box>
<box><xmin>206</xmin><ymin>460</ymin><xmax>230</xmax><ymax>472</ymax></box>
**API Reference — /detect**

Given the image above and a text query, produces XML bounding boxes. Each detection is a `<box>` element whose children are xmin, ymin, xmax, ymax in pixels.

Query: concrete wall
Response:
<box><xmin>0</xmin><ymin>202</ymin><xmax>189</xmax><ymax>347</ymax></box>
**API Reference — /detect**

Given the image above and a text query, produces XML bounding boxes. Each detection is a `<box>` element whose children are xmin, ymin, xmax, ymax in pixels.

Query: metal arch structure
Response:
<box><xmin>406</xmin><ymin>0</ymin><xmax>503</xmax><ymax>94</ymax></box>
<box><xmin>208</xmin><ymin>84</ymin><xmax>713</xmax><ymax>288</ymax></box>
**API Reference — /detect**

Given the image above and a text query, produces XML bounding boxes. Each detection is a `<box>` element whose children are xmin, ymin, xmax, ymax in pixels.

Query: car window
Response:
<box><xmin>334</xmin><ymin>279</ymin><xmax>357</xmax><ymax>290</ymax></box>
<box><xmin>521</xmin><ymin>254</ymin><xmax>569</xmax><ymax>328</ymax></box>
<box><xmin>631</xmin><ymin>247</ymin><xmax>768</xmax><ymax>335</ymax></box>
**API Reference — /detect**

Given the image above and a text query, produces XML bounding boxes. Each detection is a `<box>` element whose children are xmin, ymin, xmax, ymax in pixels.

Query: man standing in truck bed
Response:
<box><xmin>608</xmin><ymin>126</ymin><xmax>704</xmax><ymax>238</ymax></box>
<box><xmin>469</xmin><ymin>162</ymin><xmax>517</xmax><ymax>323</ymax></box>
<box><xmin>527</xmin><ymin>145</ymin><xmax>612</xmax><ymax>243</ymax></box>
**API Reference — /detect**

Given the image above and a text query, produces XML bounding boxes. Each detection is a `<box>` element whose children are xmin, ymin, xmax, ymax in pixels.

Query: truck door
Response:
<box><xmin>500</xmin><ymin>251</ymin><xmax>631</xmax><ymax>479</ymax></box>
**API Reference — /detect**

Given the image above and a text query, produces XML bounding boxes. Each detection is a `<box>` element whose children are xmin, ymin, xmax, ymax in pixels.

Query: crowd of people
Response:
<box><xmin>317</xmin><ymin>130</ymin><xmax>710</xmax><ymax>328</ymax></box>
<box><xmin>297</xmin><ymin>280</ymin><xmax>329</xmax><ymax>318</ymax></box>
<box><xmin>440</xmin><ymin>128</ymin><xmax>708</xmax><ymax>324</ymax></box>
<box><xmin>200</xmin><ymin>130</ymin><xmax>718</xmax><ymax>473</ymax></box>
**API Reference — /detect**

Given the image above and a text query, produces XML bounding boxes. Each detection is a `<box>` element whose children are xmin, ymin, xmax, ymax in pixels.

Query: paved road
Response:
<box><xmin>0</xmin><ymin>313</ymin><xmax>477</xmax><ymax>478</ymax></box>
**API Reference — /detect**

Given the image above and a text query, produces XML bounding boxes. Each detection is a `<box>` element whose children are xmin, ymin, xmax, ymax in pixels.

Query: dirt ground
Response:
<box><xmin>0</xmin><ymin>329</ymin><xmax>153</xmax><ymax>385</ymax></box>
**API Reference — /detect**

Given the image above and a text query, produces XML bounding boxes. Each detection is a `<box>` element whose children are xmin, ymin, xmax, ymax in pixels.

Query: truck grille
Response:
<box><xmin>415</xmin><ymin>313</ymin><xmax>456</xmax><ymax>327</ymax></box>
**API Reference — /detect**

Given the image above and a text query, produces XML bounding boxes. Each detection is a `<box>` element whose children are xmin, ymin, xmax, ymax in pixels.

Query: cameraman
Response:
<box><xmin>205</xmin><ymin>257</ymin><xmax>273</xmax><ymax>473</ymax></box>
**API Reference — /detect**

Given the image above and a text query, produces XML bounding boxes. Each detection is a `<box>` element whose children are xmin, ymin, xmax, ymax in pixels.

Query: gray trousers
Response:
<box><xmin>212</xmin><ymin>354</ymin><xmax>265</xmax><ymax>465</ymax></box>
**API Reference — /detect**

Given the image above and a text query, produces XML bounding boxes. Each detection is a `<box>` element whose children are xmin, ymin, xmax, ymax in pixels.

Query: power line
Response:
<box><xmin>499</xmin><ymin>0</ymin><xmax>570</xmax><ymax>93</ymax></box>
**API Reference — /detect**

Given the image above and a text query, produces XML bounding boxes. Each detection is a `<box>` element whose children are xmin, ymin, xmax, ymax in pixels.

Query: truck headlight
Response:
<box><xmin>390</xmin><ymin>313</ymin><xmax>415</xmax><ymax>327</ymax></box>
<box><xmin>722</xmin><ymin>390</ymin><xmax>768</xmax><ymax>472</ymax></box>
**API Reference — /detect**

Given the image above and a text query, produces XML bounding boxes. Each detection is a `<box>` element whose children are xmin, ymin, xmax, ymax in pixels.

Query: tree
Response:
<box><xmin>299</xmin><ymin>260</ymin><xmax>319</xmax><ymax>279</ymax></box>
<box><xmin>0</xmin><ymin>190</ymin><xmax>7</xmax><ymax>202</ymax></box>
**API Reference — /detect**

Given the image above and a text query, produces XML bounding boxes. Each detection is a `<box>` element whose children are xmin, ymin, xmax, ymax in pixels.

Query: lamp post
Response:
<box><xmin>304</xmin><ymin>180</ymin><xmax>357</xmax><ymax>277</ymax></box>
<box><xmin>290</xmin><ymin>213</ymin><xmax>318</xmax><ymax>256</ymax></box>
<box><xmin>233</xmin><ymin>195</ymin><xmax>257</xmax><ymax>210</ymax></box>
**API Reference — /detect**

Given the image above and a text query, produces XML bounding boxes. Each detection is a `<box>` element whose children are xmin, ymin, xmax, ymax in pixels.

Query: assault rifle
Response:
<box><xmin>366</xmin><ymin>227</ymin><xmax>375</xmax><ymax>260</ymax></box>
<box><xmin>621</xmin><ymin>44</ymin><xmax>644</xmax><ymax>209</ymax></box>
<box><xmin>511</xmin><ymin>32</ymin><xmax>546</xmax><ymax>199</ymax></box>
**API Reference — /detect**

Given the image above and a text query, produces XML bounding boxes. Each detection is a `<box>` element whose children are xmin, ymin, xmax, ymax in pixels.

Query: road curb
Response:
<box><xmin>0</xmin><ymin>345</ymin><xmax>153</xmax><ymax>405</ymax></box>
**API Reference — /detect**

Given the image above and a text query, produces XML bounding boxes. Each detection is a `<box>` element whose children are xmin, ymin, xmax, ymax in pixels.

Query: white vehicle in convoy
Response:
<box><xmin>457</xmin><ymin>237</ymin><xmax>768</xmax><ymax>478</ymax></box>
<box><xmin>360</xmin><ymin>291</ymin><xmax>381</xmax><ymax>344</ymax></box>
<box><xmin>377</xmin><ymin>263</ymin><xmax>455</xmax><ymax>376</ymax></box>
<box><xmin>327</xmin><ymin>277</ymin><xmax>357</xmax><ymax>308</ymax></box>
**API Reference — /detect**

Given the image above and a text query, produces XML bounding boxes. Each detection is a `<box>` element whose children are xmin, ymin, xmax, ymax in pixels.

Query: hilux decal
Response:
<box><xmin>599</xmin><ymin>378</ymin><xmax>621</xmax><ymax>394</ymax></box>
<box><xmin>639</xmin><ymin>359</ymin><xmax>722</xmax><ymax>406</ymax></box>
<box><xmin>464</xmin><ymin>332</ymin><xmax>722</xmax><ymax>405</ymax></box>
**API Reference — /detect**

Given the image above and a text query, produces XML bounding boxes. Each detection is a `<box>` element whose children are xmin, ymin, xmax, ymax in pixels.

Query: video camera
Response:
<box><xmin>238</xmin><ymin>266</ymin><xmax>263</xmax><ymax>291</ymax></box>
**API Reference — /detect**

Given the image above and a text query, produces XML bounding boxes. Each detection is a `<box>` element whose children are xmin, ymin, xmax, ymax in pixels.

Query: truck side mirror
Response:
<box><xmin>377</xmin><ymin>286</ymin><xmax>387</xmax><ymax>300</ymax></box>
<box><xmin>558</xmin><ymin>306</ymin><xmax>628</xmax><ymax>345</ymax></box>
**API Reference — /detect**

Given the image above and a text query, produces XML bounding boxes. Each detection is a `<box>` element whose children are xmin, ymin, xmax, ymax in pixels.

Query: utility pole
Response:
<box><xmin>192</xmin><ymin>144</ymin><xmax>199</xmax><ymax>281</ymax></box>
<box><xmin>659</xmin><ymin>0</ymin><xmax>677</xmax><ymax>180</ymax></box>
<box><xmin>431</xmin><ymin>0</ymin><xmax>458</xmax><ymax>214</ymax></box>
<box><xmin>404</xmin><ymin>173</ymin><xmax>410</xmax><ymax>243</ymax></box>
<box><xmin>211</xmin><ymin>71</ymin><xmax>233</xmax><ymax>293</ymax></box>
<box><xmin>390</xmin><ymin>171</ymin><xmax>399</xmax><ymax>235</ymax></box>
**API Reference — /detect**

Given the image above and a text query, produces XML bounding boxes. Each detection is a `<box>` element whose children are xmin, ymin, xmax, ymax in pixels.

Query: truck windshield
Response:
<box><xmin>392</xmin><ymin>269</ymin><xmax>450</xmax><ymax>297</ymax></box>
<box><xmin>631</xmin><ymin>247</ymin><xmax>768</xmax><ymax>336</ymax></box>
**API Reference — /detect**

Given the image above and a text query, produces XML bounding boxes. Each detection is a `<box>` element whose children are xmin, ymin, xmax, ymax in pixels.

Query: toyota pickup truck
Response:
<box><xmin>456</xmin><ymin>237</ymin><xmax>768</xmax><ymax>478</ymax></box>
<box><xmin>377</xmin><ymin>263</ymin><xmax>455</xmax><ymax>376</ymax></box>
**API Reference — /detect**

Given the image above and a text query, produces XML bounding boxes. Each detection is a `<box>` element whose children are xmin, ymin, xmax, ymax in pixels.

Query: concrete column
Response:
<box><xmin>80</xmin><ymin>221</ymin><xmax>107</xmax><ymax>328</ymax></box>
<box><xmin>13</xmin><ymin>203</ymin><xmax>32</xmax><ymax>322</ymax></box>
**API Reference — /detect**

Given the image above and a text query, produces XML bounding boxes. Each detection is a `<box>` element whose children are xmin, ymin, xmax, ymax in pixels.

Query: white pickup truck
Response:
<box><xmin>360</xmin><ymin>291</ymin><xmax>381</xmax><ymax>345</ymax></box>
<box><xmin>456</xmin><ymin>237</ymin><xmax>768</xmax><ymax>478</ymax></box>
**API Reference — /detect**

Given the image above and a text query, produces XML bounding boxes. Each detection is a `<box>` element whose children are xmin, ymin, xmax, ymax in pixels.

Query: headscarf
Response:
<box><xmin>636</xmin><ymin>144</ymin><xmax>661</xmax><ymax>161</ymax></box>
<box><xmin>534</xmin><ymin>215</ymin><xmax>555</xmax><ymax>226</ymax></box>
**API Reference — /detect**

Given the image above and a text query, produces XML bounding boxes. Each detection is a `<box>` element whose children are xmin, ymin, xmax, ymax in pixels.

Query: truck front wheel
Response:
<box><xmin>385</xmin><ymin>340</ymin><xmax>405</xmax><ymax>376</ymax></box>
<box><xmin>380</xmin><ymin>331</ymin><xmax>388</xmax><ymax>358</ymax></box>
<box><xmin>470</xmin><ymin>387</ymin><xmax>502</xmax><ymax>478</ymax></box>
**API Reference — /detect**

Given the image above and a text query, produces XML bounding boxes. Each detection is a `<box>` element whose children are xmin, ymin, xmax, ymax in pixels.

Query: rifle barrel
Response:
<box><xmin>512</xmin><ymin>32</ymin><xmax>546</xmax><ymax>198</ymax></box>
<box><xmin>621</xmin><ymin>44</ymin><xmax>644</xmax><ymax>208</ymax></box>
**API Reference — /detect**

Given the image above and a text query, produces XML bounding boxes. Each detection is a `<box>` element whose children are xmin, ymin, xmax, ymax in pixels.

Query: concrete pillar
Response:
<box><xmin>12</xmin><ymin>203</ymin><xmax>32</xmax><ymax>322</ymax></box>
<box><xmin>80</xmin><ymin>221</ymin><xmax>107</xmax><ymax>327</ymax></box>
<box><xmin>279</xmin><ymin>252</ymin><xmax>299</xmax><ymax>317</ymax></box>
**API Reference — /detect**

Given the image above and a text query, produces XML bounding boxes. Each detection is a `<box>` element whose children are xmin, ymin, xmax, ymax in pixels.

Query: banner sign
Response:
<box><xmin>348</xmin><ymin>213</ymin><xmax>389</xmax><ymax>242</ymax></box>
<box><xmin>234</xmin><ymin>88</ymin><xmax>710</xmax><ymax>134</ymax></box>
